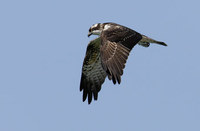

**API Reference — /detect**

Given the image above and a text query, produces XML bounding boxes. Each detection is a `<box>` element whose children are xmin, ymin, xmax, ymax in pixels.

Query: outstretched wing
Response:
<box><xmin>80</xmin><ymin>37</ymin><xmax>107</xmax><ymax>104</ymax></box>
<box><xmin>100</xmin><ymin>23</ymin><xmax>142</xmax><ymax>84</ymax></box>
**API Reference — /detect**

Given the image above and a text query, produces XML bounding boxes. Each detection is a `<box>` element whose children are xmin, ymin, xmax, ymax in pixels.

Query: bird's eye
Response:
<box><xmin>89</xmin><ymin>28</ymin><xmax>91</xmax><ymax>32</ymax></box>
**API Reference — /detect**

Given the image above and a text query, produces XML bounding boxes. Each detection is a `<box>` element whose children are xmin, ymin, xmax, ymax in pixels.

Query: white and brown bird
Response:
<box><xmin>80</xmin><ymin>22</ymin><xmax>167</xmax><ymax>104</ymax></box>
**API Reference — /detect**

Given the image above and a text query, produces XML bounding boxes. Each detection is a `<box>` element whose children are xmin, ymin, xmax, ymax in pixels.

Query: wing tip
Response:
<box><xmin>80</xmin><ymin>82</ymin><xmax>101</xmax><ymax>104</ymax></box>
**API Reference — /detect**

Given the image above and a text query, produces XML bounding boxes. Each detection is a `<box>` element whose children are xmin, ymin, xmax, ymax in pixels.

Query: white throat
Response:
<box><xmin>92</xmin><ymin>30</ymin><xmax>101</xmax><ymax>36</ymax></box>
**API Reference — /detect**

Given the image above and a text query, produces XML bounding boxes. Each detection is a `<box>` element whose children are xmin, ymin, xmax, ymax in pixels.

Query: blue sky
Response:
<box><xmin>0</xmin><ymin>0</ymin><xmax>200</xmax><ymax>131</ymax></box>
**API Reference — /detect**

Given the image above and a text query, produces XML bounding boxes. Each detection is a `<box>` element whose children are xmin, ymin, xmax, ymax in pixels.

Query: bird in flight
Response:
<box><xmin>80</xmin><ymin>22</ymin><xmax>167</xmax><ymax>104</ymax></box>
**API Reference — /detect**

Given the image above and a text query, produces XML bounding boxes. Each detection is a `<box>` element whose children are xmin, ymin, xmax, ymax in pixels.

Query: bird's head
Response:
<box><xmin>88</xmin><ymin>23</ymin><xmax>105</xmax><ymax>37</ymax></box>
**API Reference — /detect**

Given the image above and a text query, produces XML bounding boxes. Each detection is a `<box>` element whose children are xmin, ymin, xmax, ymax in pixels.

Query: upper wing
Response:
<box><xmin>100</xmin><ymin>24</ymin><xmax>142</xmax><ymax>84</ymax></box>
<box><xmin>80</xmin><ymin>37</ymin><xmax>107</xmax><ymax>104</ymax></box>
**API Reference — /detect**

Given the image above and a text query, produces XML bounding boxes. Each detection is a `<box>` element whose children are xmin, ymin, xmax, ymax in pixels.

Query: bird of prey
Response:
<box><xmin>80</xmin><ymin>22</ymin><xmax>167</xmax><ymax>104</ymax></box>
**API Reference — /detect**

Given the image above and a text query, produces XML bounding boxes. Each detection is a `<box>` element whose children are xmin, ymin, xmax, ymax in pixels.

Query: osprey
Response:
<box><xmin>80</xmin><ymin>22</ymin><xmax>167</xmax><ymax>104</ymax></box>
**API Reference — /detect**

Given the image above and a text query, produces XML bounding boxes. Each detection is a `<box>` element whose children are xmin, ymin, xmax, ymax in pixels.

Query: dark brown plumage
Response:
<box><xmin>80</xmin><ymin>22</ymin><xmax>167</xmax><ymax>104</ymax></box>
<box><xmin>100</xmin><ymin>23</ymin><xmax>142</xmax><ymax>84</ymax></box>
<box><xmin>80</xmin><ymin>38</ymin><xmax>107</xmax><ymax>104</ymax></box>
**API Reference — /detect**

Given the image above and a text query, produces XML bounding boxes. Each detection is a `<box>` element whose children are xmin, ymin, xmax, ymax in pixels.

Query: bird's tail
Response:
<box><xmin>140</xmin><ymin>35</ymin><xmax>167</xmax><ymax>46</ymax></box>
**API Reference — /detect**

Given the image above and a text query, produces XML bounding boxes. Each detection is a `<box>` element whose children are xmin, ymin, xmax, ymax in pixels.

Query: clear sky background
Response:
<box><xmin>0</xmin><ymin>0</ymin><xmax>200</xmax><ymax>131</ymax></box>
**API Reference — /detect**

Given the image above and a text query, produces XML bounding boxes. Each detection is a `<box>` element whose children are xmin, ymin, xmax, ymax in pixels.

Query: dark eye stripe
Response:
<box><xmin>96</xmin><ymin>23</ymin><xmax>100</xmax><ymax>29</ymax></box>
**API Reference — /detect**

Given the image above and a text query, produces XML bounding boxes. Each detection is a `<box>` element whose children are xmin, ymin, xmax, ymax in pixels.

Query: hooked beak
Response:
<box><xmin>88</xmin><ymin>32</ymin><xmax>92</xmax><ymax>37</ymax></box>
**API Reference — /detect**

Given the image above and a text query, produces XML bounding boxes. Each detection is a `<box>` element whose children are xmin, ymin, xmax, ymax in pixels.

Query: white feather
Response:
<box><xmin>91</xmin><ymin>24</ymin><xmax>98</xmax><ymax>28</ymax></box>
<box><xmin>103</xmin><ymin>24</ymin><xmax>111</xmax><ymax>31</ymax></box>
